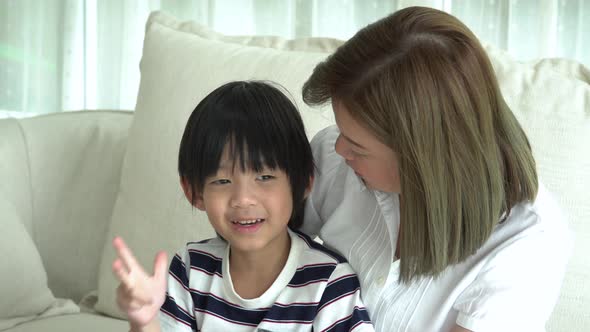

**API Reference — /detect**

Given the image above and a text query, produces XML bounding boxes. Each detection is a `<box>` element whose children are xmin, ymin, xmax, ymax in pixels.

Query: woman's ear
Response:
<box><xmin>180</xmin><ymin>177</ymin><xmax>206</xmax><ymax>211</ymax></box>
<box><xmin>303</xmin><ymin>175</ymin><xmax>315</xmax><ymax>199</ymax></box>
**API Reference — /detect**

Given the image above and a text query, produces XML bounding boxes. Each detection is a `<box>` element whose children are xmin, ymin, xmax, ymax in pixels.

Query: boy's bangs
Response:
<box><xmin>225</xmin><ymin>134</ymin><xmax>280</xmax><ymax>174</ymax></box>
<box><xmin>199</xmin><ymin>92</ymin><xmax>291</xmax><ymax>180</ymax></box>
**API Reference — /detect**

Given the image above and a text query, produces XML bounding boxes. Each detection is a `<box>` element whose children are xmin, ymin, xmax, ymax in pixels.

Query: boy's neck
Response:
<box><xmin>229</xmin><ymin>230</ymin><xmax>291</xmax><ymax>299</ymax></box>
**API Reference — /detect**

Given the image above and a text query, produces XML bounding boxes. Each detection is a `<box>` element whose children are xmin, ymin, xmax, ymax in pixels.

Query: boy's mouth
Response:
<box><xmin>231</xmin><ymin>218</ymin><xmax>265</xmax><ymax>226</ymax></box>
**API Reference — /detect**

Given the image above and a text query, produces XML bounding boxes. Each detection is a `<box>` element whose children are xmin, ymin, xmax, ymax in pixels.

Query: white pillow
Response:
<box><xmin>486</xmin><ymin>47</ymin><xmax>590</xmax><ymax>331</ymax></box>
<box><xmin>0</xmin><ymin>196</ymin><xmax>79</xmax><ymax>330</ymax></box>
<box><xmin>95</xmin><ymin>11</ymin><xmax>336</xmax><ymax>318</ymax></box>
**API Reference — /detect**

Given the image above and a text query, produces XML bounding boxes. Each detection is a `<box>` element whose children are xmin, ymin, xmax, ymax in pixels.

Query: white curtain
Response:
<box><xmin>1</xmin><ymin>0</ymin><xmax>588</xmax><ymax>116</ymax></box>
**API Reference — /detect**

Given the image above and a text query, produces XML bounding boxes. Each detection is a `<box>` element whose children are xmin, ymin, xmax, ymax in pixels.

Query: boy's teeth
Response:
<box><xmin>234</xmin><ymin>219</ymin><xmax>263</xmax><ymax>225</ymax></box>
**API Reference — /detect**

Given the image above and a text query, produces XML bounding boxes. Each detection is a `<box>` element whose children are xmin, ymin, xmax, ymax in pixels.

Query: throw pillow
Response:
<box><xmin>95</xmin><ymin>11</ymin><xmax>336</xmax><ymax>318</ymax></box>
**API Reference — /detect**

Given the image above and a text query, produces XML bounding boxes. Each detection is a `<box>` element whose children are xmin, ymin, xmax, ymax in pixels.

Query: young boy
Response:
<box><xmin>112</xmin><ymin>81</ymin><xmax>374</xmax><ymax>331</ymax></box>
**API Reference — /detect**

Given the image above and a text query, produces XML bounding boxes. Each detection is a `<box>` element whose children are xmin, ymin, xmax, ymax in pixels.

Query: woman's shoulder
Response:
<box><xmin>453</xmin><ymin>184</ymin><xmax>573</xmax><ymax>326</ymax></box>
<box><xmin>531</xmin><ymin>184</ymin><xmax>568</xmax><ymax>228</ymax></box>
<box><xmin>506</xmin><ymin>183</ymin><xmax>569</xmax><ymax>234</ymax></box>
<box><xmin>485</xmin><ymin>183</ymin><xmax>572</xmax><ymax>257</ymax></box>
<box><xmin>290</xmin><ymin>228</ymin><xmax>348</xmax><ymax>265</ymax></box>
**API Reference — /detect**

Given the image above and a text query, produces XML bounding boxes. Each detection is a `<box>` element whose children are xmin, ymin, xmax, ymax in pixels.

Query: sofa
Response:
<box><xmin>1</xmin><ymin>11</ymin><xmax>589</xmax><ymax>332</ymax></box>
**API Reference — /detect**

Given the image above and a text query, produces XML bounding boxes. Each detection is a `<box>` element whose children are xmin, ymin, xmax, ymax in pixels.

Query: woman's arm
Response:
<box><xmin>301</xmin><ymin>125</ymin><xmax>342</xmax><ymax>238</ymax></box>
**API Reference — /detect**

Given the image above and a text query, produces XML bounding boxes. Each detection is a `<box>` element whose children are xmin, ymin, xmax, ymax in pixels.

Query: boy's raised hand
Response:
<box><xmin>112</xmin><ymin>237</ymin><xmax>168</xmax><ymax>328</ymax></box>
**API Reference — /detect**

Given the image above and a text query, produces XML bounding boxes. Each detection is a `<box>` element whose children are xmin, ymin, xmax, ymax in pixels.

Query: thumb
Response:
<box><xmin>153</xmin><ymin>251</ymin><xmax>169</xmax><ymax>281</ymax></box>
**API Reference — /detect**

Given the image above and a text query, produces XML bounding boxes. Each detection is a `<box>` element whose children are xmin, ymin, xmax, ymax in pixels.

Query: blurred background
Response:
<box><xmin>1</xmin><ymin>0</ymin><xmax>588</xmax><ymax>117</ymax></box>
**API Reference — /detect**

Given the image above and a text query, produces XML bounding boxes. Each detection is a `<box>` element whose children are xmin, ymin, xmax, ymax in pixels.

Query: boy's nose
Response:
<box><xmin>230</xmin><ymin>184</ymin><xmax>257</xmax><ymax>208</ymax></box>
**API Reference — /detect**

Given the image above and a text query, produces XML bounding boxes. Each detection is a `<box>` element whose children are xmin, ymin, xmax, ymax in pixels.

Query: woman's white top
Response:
<box><xmin>302</xmin><ymin>126</ymin><xmax>573</xmax><ymax>332</ymax></box>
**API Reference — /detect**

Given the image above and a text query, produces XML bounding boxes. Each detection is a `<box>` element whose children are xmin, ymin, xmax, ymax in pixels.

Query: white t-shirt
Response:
<box><xmin>159</xmin><ymin>228</ymin><xmax>374</xmax><ymax>331</ymax></box>
<box><xmin>302</xmin><ymin>125</ymin><xmax>573</xmax><ymax>332</ymax></box>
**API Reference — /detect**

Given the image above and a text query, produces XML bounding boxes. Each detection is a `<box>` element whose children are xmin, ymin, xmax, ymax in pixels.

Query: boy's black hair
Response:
<box><xmin>178</xmin><ymin>81</ymin><xmax>314</xmax><ymax>229</ymax></box>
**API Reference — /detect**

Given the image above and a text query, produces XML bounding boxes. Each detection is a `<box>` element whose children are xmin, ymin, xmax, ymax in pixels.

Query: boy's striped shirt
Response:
<box><xmin>159</xmin><ymin>229</ymin><xmax>373</xmax><ymax>331</ymax></box>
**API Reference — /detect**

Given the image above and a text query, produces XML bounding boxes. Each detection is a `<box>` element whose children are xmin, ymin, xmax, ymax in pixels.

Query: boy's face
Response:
<box><xmin>191</xmin><ymin>147</ymin><xmax>293</xmax><ymax>255</ymax></box>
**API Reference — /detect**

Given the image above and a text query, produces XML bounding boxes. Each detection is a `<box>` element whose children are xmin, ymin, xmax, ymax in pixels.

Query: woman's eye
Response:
<box><xmin>257</xmin><ymin>175</ymin><xmax>275</xmax><ymax>181</ymax></box>
<box><xmin>351</xmin><ymin>150</ymin><xmax>367</xmax><ymax>157</ymax></box>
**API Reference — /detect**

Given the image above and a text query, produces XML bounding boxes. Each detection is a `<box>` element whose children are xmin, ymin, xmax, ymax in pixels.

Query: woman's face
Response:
<box><xmin>333</xmin><ymin>101</ymin><xmax>400</xmax><ymax>193</ymax></box>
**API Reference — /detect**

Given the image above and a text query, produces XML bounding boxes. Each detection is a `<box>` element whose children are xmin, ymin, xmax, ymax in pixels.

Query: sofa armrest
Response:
<box><xmin>17</xmin><ymin>110</ymin><xmax>133</xmax><ymax>302</ymax></box>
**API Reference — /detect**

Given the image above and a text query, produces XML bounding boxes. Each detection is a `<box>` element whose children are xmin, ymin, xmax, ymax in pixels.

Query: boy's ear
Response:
<box><xmin>180</xmin><ymin>177</ymin><xmax>206</xmax><ymax>211</ymax></box>
<box><xmin>303</xmin><ymin>175</ymin><xmax>315</xmax><ymax>199</ymax></box>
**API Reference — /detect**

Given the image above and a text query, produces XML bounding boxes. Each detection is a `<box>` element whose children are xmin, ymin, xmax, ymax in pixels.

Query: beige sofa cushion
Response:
<box><xmin>0</xmin><ymin>196</ymin><xmax>78</xmax><ymax>331</ymax></box>
<box><xmin>96</xmin><ymin>11</ymin><xmax>589</xmax><ymax>330</ymax></box>
<box><xmin>14</xmin><ymin>111</ymin><xmax>134</xmax><ymax>303</ymax></box>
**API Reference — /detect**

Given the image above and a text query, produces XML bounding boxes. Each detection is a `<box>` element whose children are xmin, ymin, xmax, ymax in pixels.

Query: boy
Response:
<box><xmin>112</xmin><ymin>81</ymin><xmax>374</xmax><ymax>331</ymax></box>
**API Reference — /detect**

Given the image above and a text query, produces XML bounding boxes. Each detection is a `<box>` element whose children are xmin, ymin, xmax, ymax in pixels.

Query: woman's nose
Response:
<box><xmin>335</xmin><ymin>134</ymin><xmax>352</xmax><ymax>160</ymax></box>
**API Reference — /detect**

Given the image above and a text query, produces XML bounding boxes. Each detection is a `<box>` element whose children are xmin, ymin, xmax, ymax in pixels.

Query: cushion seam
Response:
<box><xmin>14</xmin><ymin>118</ymin><xmax>36</xmax><ymax>242</ymax></box>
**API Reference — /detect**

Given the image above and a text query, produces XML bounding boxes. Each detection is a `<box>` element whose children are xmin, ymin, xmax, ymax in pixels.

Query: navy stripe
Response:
<box><xmin>161</xmin><ymin>294</ymin><xmax>197</xmax><ymax>330</ymax></box>
<box><xmin>188</xmin><ymin>248</ymin><xmax>223</xmax><ymax>276</ymax></box>
<box><xmin>288</xmin><ymin>263</ymin><xmax>336</xmax><ymax>287</ymax></box>
<box><xmin>191</xmin><ymin>289</ymin><xmax>266</xmax><ymax>326</ymax></box>
<box><xmin>292</xmin><ymin>229</ymin><xmax>347</xmax><ymax>263</ymax></box>
<box><xmin>169</xmin><ymin>254</ymin><xmax>189</xmax><ymax>288</ymax></box>
<box><xmin>317</xmin><ymin>274</ymin><xmax>361</xmax><ymax>312</ymax></box>
<box><xmin>322</xmin><ymin>307</ymin><xmax>372</xmax><ymax>332</ymax></box>
<box><xmin>190</xmin><ymin>289</ymin><xmax>321</xmax><ymax>325</ymax></box>
<box><xmin>263</xmin><ymin>301</ymin><xmax>318</xmax><ymax>323</ymax></box>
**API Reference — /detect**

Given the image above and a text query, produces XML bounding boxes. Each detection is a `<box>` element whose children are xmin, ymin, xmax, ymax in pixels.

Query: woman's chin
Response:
<box><xmin>367</xmin><ymin>181</ymin><xmax>399</xmax><ymax>194</ymax></box>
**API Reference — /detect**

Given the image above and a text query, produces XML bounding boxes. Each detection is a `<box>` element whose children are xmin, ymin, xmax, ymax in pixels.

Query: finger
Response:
<box><xmin>113</xmin><ymin>236</ymin><xmax>143</xmax><ymax>273</ymax></box>
<box><xmin>112</xmin><ymin>258</ymin><xmax>133</xmax><ymax>286</ymax></box>
<box><xmin>153</xmin><ymin>251</ymin><xmax>169</xmax><ymax>282</ymax></box>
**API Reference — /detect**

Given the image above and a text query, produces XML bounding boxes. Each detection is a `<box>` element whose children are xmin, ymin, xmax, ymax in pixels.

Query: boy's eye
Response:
<box><xmin>256</xmin><ymin>175</ymin><xmax>275</xmax><ymax>181</ymax></box>
<box><xmin>211</xmin><ymin>179</ymin><xmax>230</xmax><ymax>185</ymax></box>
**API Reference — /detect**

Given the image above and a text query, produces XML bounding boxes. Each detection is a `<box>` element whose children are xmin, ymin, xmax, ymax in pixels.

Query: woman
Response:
<box><xmin>301</xmin><ymin>6</ymin><xmax>571</xmax><ymax>332</ymax></box>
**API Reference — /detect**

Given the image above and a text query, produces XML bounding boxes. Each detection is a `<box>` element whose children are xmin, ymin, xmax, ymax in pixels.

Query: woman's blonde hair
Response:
<box><xmin>303</xmin><ymin>6</ymin><xmax>538</xmax><ymax>282</ymax></box>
